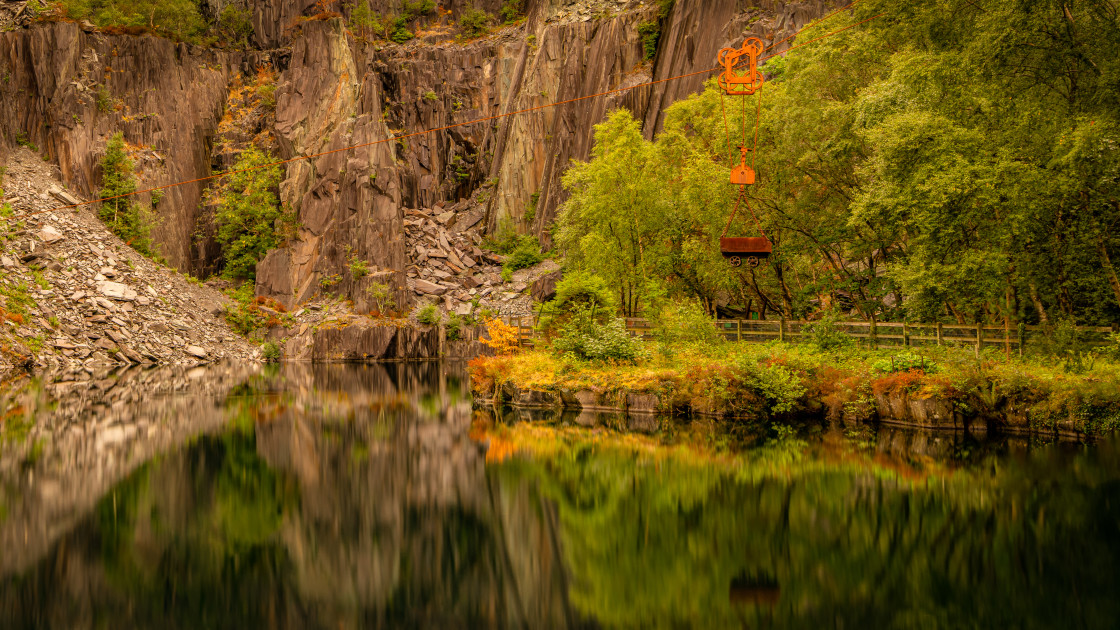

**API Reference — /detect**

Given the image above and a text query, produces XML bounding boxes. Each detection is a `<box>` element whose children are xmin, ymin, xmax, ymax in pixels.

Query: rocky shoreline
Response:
<box><xmin>472</xmin><ymin>365</ymin><xmax>1113</xmax><ymax>440</ymax></box>
<box><xmin>0</xmin><ymin>149</ymin><xmax>259</xmax><ymax>373</ymax></box>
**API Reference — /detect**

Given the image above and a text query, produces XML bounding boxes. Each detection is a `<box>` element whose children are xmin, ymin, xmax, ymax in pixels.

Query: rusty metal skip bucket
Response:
<box><xmin>720</xmin><ymin>236</ymin><xmax>772</xmax><ymax>267</ymax></box>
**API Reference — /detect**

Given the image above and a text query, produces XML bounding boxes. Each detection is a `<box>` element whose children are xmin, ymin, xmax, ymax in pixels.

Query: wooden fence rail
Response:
<box><xmin>503</xmin><ymin>316</ymin><xmax>1118</xmax><ymax>355</ymax></box>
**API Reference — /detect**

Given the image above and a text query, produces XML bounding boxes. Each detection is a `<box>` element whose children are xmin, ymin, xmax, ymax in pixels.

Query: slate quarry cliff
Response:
<box><xmin>0</xmin><ymin>0</ymin><xmax>838</xmax><ymax>314</ymax></box>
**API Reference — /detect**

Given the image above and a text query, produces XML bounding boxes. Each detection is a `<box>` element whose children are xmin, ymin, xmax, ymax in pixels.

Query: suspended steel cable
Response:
<box><xmin>8</xmin><ymin>2</ymin><xmax>883</xmax><ymax>220</ymax></box>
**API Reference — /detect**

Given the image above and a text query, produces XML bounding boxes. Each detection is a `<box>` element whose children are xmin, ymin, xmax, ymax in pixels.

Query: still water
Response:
<box><xmin>0</xmin><ymin>362</ymin><xmax>1118</xmax><ymax>629</ymax></box>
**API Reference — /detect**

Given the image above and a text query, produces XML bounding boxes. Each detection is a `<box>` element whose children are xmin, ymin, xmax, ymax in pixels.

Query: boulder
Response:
<box><xmin>96</xmin><ymin>281</ymin><xmax>138</xmax><ymax>301</ymax></box>
<box><xmin>37</xmin><ymin>225</ymin><xmax>64</xmax><ymax>243</ymax></box>
<box><xmin>531</xmin><ymin>270</ymin><xmax>563</xmax><ymax>303</ymax></box>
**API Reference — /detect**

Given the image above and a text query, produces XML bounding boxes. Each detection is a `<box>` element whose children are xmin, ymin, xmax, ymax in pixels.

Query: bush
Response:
<box><xmin>552</xmin><ymin>304</ymin><xmax>645</xmax><ymax>363</ymax></box>
<box><xmin>261</xmin><ymin>342</ymin><xmax>281</xmax><ymax>363</ymax></box>
<box><xmin>349</xmin><ymin>254</ymin><xmax>369</xmax><ymax>279</ymax></box>
<box><xmin>390</xmin><ymin>26</ymin><xmax>414</xmax><ymax>43</ymax></box>
<box><xmin>538</xmin><ymin>270</ymin><xmax>618</xmax><ymax>334</ymax></box>
<box><xmin>871</xmin><ymin>351</ymin><xmax>939</xmax><ymax>374</ymax></box>
<box><xmin>55</xmin><ymin>0</ymin><xmax>208</xmax><ymax>43</ymax></box>
<box><xmin>803</xmin><ymin>309</ymin><xmax>854</xmax><ymax>352</ymax></box>
<box><xmin>98</xmin><ymin>133</ymin><xmax>157</xmax><ymax>258</ymax></box>
<box><xmin>347</xmin><ymin>1</ymin><xmax>386</xmax><ymax>40</ymax></box>
<box><xmin>367</xmin><ymin>281</ymin><xmax>391</xmax><ymax>314</ymax></box>
<box><xmin>500</xmin><ymin>0</ymin><xmax>523</xmax><ymax>23</ymax></box>
<box><xmin>218</xmin><ymin>4</ymin><xmax>254</xmax><ymax>48</ymax></box>
<box><xmin>213</xmin><ymin>147</ymin><xmax>297</xmax><ymax>280</ymax></box>
<box><xmin>446</xmin><ymin>312</ymin><xmax>463</xmax><ymax>341</ymax></box>
<box><xmin>482</xmin><ymin>317</ymin><xmax>521</xmax><ymax>355</ymax></box>
<box><xmin>459</xmin><ymin>7</ymin><xmax>490</xmax><ymax>38</ymax></box>
<box><xmin>637</xmin><ymin>21</ymin><xmax>660</xmax><ymax>60</ymax></box>
<box><xmin>736</xmin><ymin>357</ymin><xmax>807</xmax><ymax>415</ymax></box>
<box><xmin>416</xmin><ymin>303</ymin><xmax>440</xmax><ymax>326</ymax></box>
<box><xmin>651</xmin><ymin>298</ymin><xmax>720</xmax><ymax>347</ymax></box>
<box><xmin>502</xmin><ymin>238</ymin><xmax>542</xmax><ymax>277</ymax></box>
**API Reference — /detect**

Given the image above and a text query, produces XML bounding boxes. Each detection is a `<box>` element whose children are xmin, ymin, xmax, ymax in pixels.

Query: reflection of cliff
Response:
<box><xmin>0</xmin><ymin>362</ymin><xmax>584</xmax><ymax>629</ymax></box>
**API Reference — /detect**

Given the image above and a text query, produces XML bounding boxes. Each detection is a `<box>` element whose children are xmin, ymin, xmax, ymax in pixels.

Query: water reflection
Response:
<box><xmin>0</xmin><ymin>364</ymin><xmax>1117</xmax><ymax>628</ymax></box>
<box><xmin>0</xmin><ymin>363</ymin><xmax>578</xmax><ymax>628</ymax></box>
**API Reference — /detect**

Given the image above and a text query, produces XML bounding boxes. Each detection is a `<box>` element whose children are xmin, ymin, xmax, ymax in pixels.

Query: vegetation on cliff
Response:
<box><xmin>559</xmin><ymin>0</ymin><xmax>1120</xmax><ymax>326</ymax></box>
<box><xmin>212</xmin><ymin>147</ymin><xmax>295</xmax><ymax>281</ymax></box>
<box><xmin>97</xmin><ymin>133</ymin><xmax>157</xmax><ymax>259</ymax></box>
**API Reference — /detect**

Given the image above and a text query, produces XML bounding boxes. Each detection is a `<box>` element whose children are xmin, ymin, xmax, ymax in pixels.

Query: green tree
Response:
<box><xmin>213</xmin><ymin>148</ymin><xmax>295</xmax><ymax>280</ymax></box>
<box><xmin>98</xmin><ymin>133</ymin><xmax>156</xmax><ymax>257</ymax></box>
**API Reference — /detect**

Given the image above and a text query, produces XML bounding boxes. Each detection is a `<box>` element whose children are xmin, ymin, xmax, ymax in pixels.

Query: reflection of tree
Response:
<box><xmin>498</xmin><ymin>442</ymin><xmax>1120</xmax><ymax>629</ymax></box>
<box><xmin>0</xmin><ymin>363</ymin><xmax>582</xmax><ymax>629</ymax></box>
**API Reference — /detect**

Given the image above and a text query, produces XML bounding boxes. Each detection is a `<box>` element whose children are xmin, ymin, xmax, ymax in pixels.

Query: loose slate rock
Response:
<box><xmin>38</xmin><ymin>224</ymin><xmax>64</xmax><ymax>243</ymax></box>
<box><xmin>97</xmin><ymin>280</ymin><xmax>138</xmax><ymax>301</ymax></box>
<box><xmin>185</xmin><ymin>345</ymin><xmax>207</xmax><ymax>359</ymax></box>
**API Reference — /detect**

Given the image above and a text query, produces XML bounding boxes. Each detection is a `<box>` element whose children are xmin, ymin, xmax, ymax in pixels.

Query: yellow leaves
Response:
<box><xmin>481</xmin><ymin>317</ymin><xmax>521</xmax><ymax>356</ymax></box>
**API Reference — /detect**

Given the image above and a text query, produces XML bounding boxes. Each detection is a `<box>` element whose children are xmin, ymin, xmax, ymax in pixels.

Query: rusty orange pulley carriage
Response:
<box><xmin>717</xmin><ymin>37</ymin><xmax>772</xmax><ymax>268</ymax></box>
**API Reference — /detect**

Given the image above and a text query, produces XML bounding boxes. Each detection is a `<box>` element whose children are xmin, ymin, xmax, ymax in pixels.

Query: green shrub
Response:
<box><xmin>347</xmin><ymin>2</ymin><xmax>386</xmax><ymax>40</ymax></box>
<box><xmin>499</xmin><ymin>0</ymin><xmax>523</xmax><ymax>23</ymax></box>
<box><xmin>736</xmin><ymin>358</ymin><xmax>807</xmax><ymax>415</ymax></box>
<box><xmin>484</xmin><ymin>217</ymin><xmax>527</xmax><ymax>253</ymax></box>
<box><xmin>446</xmin><ymin>312</ymin><xmax>463</xmax><ymax>341</ymax></box>
<box><xmin>552</xmin><ymin>304</ymin><xmax>645</xmax><ymax>363</ymax></box>
<box><xmin>217</xmin><ymin>4</ymin><xmax>254</xmax><ymax>48</ymax></box>
<box><xmin>367</xmin><ymin>281</ymin><xmax>392</xmax><ymax>313</ymax></box>
<box><xmin>224</xmin><ymin>284</ymin><xmax>267</xmax><ymax>337</ymax></box>
<box><xmin>98</xmin><ymin>133</ymin><xmax>157</xmax><ymax>258</ymax></box>
<box><xmin>803</xmin><ymin>309</ymin><xmax>854</xmax><ymax>352</ymax></box>
<box><xmin>56</xmin><ymin>0</ymin><xmax>208</xmax><ymax>43</ymax></box>
<box><xmin>261</xmin><ymin>342</ymin><xmax>281</xmax><ymax>363</ymax></box>
<box><xmin>459</xmin><ymin>7</ymin><xmax>490</xmax><ymax>38</ymax></box>
<box><xmin>349</xmin><ymin>254</ymin><xmax>370</xmax><ymax>279</ymax></box>
<box><xmin>96</xmin><ymin>85</ymin><xmax>113</xmax><ymax>112</ymax></box>
<box><xmin>871</xmin><ymin>352</ymin><xmax>939</xmax><ymax>374</ymax></box>
<box><xmin>538</xmin><ymin>270</ymin><xmax>617</xmax><ymax>333</ymax></box>
<box><xmin>524</xmin><ymin>191</ymin><xmax>539</xmax><ymax>224</ymax></box>
<box><xmin>256</xmin><ymin>83</ymin><xmax>276</xmax><ymax>109</ymax></box>
<box><xmin>213</xmin><ymin>147</ymin><xmax>296</xmax><ymax>280</ymax></box>
<box><xmin>401</xmin><ymin>0</ymin><xmax>436</xmax><ymax>18</ymax></box>
<box><xmin>390</xmin><ymin>26</ymin><xmax>414</xmax><ymax>43</ymax></box>
<box><xmin>417</xmin><ymin>303</ymin><xmax>440</xmax><ymax>326</ymax></box>
<box><xmin>637</xmin><ymin>21</ymin><xmax>660</xmax><ymax>60</ymax></box>
<box><xmin>423</xmin><ymin>90</ymin><xmax>438</xmax><ymax>101</ymax></box>
<box><xmin>502</xmin><ymin>238</ymin><xmax>542</xmax><ymax>277</ymax></box>
<box><xmin>651</xmin><ymin>298</ymin><xmax>720</xmax><ymax>347</ymax></box>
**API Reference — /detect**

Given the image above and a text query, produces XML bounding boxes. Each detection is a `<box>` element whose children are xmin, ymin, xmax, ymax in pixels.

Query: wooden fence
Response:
<box><xmin>503</xmin><ymin>316</ymin><xmax>1118</xmax><ymax>356</ymax></box>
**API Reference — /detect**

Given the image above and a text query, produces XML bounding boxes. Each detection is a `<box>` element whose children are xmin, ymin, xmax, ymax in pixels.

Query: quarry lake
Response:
<box><xmin>0</xmin><ymin>362</ymin><xmax>1118</xmax><ymax>629</ymax></box>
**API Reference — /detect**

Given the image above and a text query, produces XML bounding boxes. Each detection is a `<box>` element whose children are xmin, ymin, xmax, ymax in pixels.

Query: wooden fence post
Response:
<box><xmin>903</xmin><ymin>322</ymin><xmax>910</xmax><ymax>347</ymax></box>
<box><xmin>1018</xmin><ymin>322</ymin><xmax>1025</xmax><ymax>358</ymax></box>
<box><xmin>737</xmin><ymin>319</ymin><xmax>742</xmax><ymax>342</ymax></box>
<box><xmin>779</xmin><ymin>317</ymin><xmax>786</xmax><ymax>343</ymax></box>
<box><xmin>1004</xmin><ymin>316</ymin><xmax>1011</xmax><ymax>361</ymax></box>
<box><xmin>870</xmin><ymin>316</ymin><xmax>878</xmax><ymax>349</ymax></box>
<box><xmin>975</xmin><ymin>323</ymin><xmax>982</xmax><ymax>357</ymax></box>
<box><xmin>936</xmin><ymin>322</ymin><xmax>943</xmax><ymax>346</ymax></box>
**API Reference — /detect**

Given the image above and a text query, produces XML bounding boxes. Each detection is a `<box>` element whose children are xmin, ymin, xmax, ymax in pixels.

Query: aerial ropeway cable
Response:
<box><xmin>12</xmin><ymin>1</ymin><xmax>881</xmax><ymax>222</ymax></box>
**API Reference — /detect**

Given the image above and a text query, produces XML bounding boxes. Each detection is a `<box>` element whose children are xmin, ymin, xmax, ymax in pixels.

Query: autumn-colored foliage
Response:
<box><xmin>481</xmin><ymin>317</ymin><xmax>521</xmax><ymax>355</ymax></box>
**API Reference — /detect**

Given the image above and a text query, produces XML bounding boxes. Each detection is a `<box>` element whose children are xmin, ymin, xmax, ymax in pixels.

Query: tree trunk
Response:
<box><xmin>1097</xmin><ymin>234</ymin><xmax>1120</xmax><ymax>308</ymax></box>
<box><xmin>1028</xmin><ymin>281</ymin><xmax>1049</xmax><ymax>325</ymax></box>
<box><xmin>772</xmin><ymin>260</ymin><xmax>795</xmax><ymax>317</ymax></box>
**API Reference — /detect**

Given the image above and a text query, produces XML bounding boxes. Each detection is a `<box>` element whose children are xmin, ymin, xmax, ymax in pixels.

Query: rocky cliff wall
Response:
<box><xmin>0</xmin><ymin>0</ymin><xmax>841</xmax><ymax>313</ymax></box>
<box><xmin>0</xmin><ymin>23</ymin><xmax>236</xmax><ymax>269</ymax></box>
